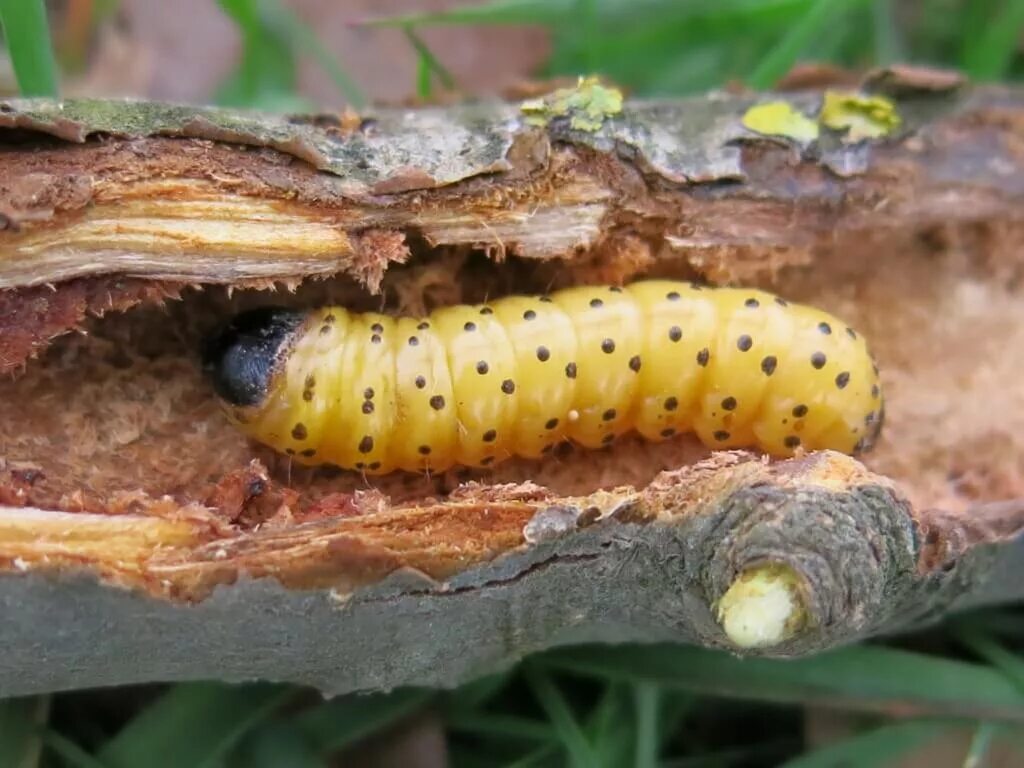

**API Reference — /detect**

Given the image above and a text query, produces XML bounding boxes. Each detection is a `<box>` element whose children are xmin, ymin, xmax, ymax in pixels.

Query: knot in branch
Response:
<box><xmin>697</xmin><ymin>477</ymin><xmax>916</xmax><ymax>656</ymax></box>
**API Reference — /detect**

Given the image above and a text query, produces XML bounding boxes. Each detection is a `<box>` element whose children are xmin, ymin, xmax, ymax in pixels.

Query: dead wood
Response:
<box><xmin>0</xmin><ymin>73</ymin><xmax>1023</xmax><ymax>696</ymax></box>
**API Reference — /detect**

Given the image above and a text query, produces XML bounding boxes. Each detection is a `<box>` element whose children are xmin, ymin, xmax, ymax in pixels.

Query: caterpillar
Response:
<box><xmin>203</xmin><ymin>280</ymin><xmax>884</xmax><ymax>475</ymax></box>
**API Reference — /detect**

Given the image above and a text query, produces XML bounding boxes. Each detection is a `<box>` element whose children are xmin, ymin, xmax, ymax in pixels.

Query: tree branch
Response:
<box><xmin>0</xmin><ymin>74</ymin><xmax>1022</xmax><ymax>696</ymax></box>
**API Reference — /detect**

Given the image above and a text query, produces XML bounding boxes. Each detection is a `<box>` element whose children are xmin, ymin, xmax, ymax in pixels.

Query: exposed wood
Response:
<box><xmin>0</xmin><ymin>76</ymin><xmax>1022</xmax><ymax>696</ymax></box>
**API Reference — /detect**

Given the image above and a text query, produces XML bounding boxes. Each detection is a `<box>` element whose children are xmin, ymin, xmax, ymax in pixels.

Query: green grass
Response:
<box><xmin>215</xmin><ymin>0</ymin><xmax>364</xmax><ymax>110</ymax></box>
<box><xmin>1</xmin><ymin>1</ymin><xmax>1023</xmax><ymax>765</ymax></box>
<box><xmin>0</xmin><ymin>0</ymin><xmax>58</xmax><ymax>96</ymax></box>
<box><xmin>365</xmin><ymin>0</ymin><xmax>1024</xmax><ymax>95</ymax></box>
<box><xmin>2</xmin><ymin>619</ymin><xmax>1021</xmax><ymax>766</ymax></box>
<box><xmin>5</xmin><ymin>0</ymin><xmax>1021</xmax><ymax>99</ymax></box>
<box><xmin>521</xmin><ymin>662</ymin><xmax>598</xmax><ymax>767</ymax></box>
<box><xmin>97</xmin><ymin>683</ymin><xmax>295</xmax><ymax>768</ymax></box>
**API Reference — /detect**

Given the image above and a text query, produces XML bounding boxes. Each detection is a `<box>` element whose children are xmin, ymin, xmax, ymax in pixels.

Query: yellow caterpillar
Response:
<box><xmin>203</xmin><ymin>280</ymin><xmax>884</xmax><ymax>475</ymax></box>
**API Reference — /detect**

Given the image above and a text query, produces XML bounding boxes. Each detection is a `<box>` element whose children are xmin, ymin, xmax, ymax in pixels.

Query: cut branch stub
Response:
<box><xmin>685</xmin><ymin>457</ymin><xmax>917</xmax><ymax>654</ymax></box>
<box><xmin>716</xmin><ymin>563</ymin><xmax>809</xmax><ymax>649</ymax></box>
<box><xmin>616</xmin><ymin>451</ymin><xmax>917</xmax><ymax>656</ymax></box>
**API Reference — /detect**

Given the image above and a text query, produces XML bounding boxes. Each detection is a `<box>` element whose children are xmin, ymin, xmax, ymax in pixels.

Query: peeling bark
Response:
<box><xmin>0</xmin><ymin>77</ymin><xmax>1023</xmax><ymax>696</ymax></box>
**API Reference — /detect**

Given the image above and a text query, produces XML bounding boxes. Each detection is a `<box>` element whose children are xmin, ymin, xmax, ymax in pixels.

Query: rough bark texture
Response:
<box><xmin>4</xmin><ymin>452</ymin><xmax>1023</xmax><ymax>697</ymax></box>
<box><xmin>0</xmin><ymin>72</ymin><xmax>1022</xmax><ymax>696</ymax></box>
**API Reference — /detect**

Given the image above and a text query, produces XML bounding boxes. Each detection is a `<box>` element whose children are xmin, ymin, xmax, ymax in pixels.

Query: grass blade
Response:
<box><xmin>260</xmin><ymin>0</ymin><xmax>365</xmax><ymax>106</ymax></box>
<box><xmin>216</xmin><ymin>0</ymin><xmax>301</xmax><ymax>110</ymax></box>
<box><xmin>0</xmin><ymin>0</ymin><xmax>59</xmax><ymax>96</ymax></box>
<box><xmin>98</xmin><ymin>682</ymin><xmax>293</xmax><ymax>768</ymax></box>
<box><xmin>294</xmin><ymin>688</ymin><xmax>432</xmax><ymax>754</ymax></box>
<box><xmin>522</xmin><ymin>662</ymin><xmax>596</xmax><ymax>768</ymax></box>
<box><xmin>0</xmin><ymin>696</ymin><xmax>49</xmax><ymax>768</ymax></box>
<box><xmin>633</xmin><ymin>683</ymin><xmax>660</xmax><ymax>768</ymax></box>
<box><xmin>38</xmin><ymin>730</ymin><xmax>108</xmax><ymax>768</ymax></box>
<box><xmin>871</xmin><ymin>0</ymin><xmax>904</xmax><ymax>65</ymax></box>
<box><xmin>960</xmin><ymin>0</ymin><xmax>1024</xmax><ymax>80</ymax></box>
<box><xmin>542</xmin><ymin>644</ymin><xmax>1024</xmax><ymax>722</ymax></box>
<box><xmin>585</xmin><ymin>683</ymin><xmax>632</xmax><ymax>768</ymax></box>
<box><xmin>747</xmin><ymin>0</ymin><xmax>852</xmax><ymax>89</ymax></box>
<box><xmin>963</xmin><ymin>722</ymin><xmax>999</xmax><ymax>768</ymax></box>
<box><xmin>416</xmin><ymin>50</ymin><xmax>432</xmax><ymax>100</ymax></box>
<box><xmin>403</xmin><ymin>25</ymin><xmax>456</xmax><ymax>100</ymax></box>
<box><xmin>365</xmin><ymin>0</ymin><xmax>810</xmax><ymax>28</ymax></box>
<box><xmin>779</xmin><ymin>720</ymin><xmax>947</xmax><ymax>768</ymax></box>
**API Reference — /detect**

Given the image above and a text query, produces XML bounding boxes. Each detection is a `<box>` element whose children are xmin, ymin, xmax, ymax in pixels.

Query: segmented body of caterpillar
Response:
<box><xmin>203</xmin><ymin>280</ymin><xmax>884</xmax><ymax>475</ymax></box>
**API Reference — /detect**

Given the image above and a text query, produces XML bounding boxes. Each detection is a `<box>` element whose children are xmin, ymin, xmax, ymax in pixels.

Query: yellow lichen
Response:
<box><xmin>716</xmin><ymin>562</ymin><xmax>809</xmax><ymax>649</ymax></box>
<box><xmin>741</xmin><ymin>101</ymin><xmax>820</xmax><ymax>143</ymax></box>
<box><xmin>820</xmin><ymin>90</ymin><xmax>902</xmax><ymax>141</ymax></box>
<box><xmin>520</xmin><ymin>76</ymin><xmax>624</xmax><ymax>132</ymax></box>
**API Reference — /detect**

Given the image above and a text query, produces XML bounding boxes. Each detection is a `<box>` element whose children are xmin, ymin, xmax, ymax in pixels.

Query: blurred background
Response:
<box><xmin>2</xmin><ymin>2</ymin><xmax>1024</xmax><ymax>767</ymax></box>
<box><xmin>1</xmin><ymin>0</ymin><xmax>1022</xmax><ymax>108</ymax></box>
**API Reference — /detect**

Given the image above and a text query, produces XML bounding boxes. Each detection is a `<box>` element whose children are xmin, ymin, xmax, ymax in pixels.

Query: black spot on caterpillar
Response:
<box><xmin>202</xmin><ymin>307</ymin><xmax>304</xmax><ymax>407</ymax></box>
<box><xmin>203</xmin><ymin>280</ymin><xmax>885</xmax><ymax>475</ymax></box>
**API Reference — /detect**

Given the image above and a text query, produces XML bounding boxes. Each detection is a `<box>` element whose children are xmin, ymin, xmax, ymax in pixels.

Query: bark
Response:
<box><xmin>0</xmin><ymin>71</ymin><xmax>1023</xmax><ymax>696</ymax></box>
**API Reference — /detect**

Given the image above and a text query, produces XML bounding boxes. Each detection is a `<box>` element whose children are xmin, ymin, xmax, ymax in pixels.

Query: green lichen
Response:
<box><xmin>520</xmin><ymin>76</ymin><xmax>624</xmax><ymax>132</ymax></box>
<box><xmin>741</xmin><ymin>101</ymin><xmax>820</xmax><ymax>143</ymax></box>
<box><xmin>742</xmin><ymin>91</ymin><xmax>902</xmax><ymax>147</ymax></box>
<box><xmin>820</xmin><ymin>90</ymin><xmax>902</xmax><ymax>141</ymax></box>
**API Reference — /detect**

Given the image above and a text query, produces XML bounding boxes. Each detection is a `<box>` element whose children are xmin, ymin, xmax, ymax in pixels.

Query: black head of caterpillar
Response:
<box><xmin>202</xmin><ymin>307</ymin><xmax>303</xmax><ymax>408</ymax></box>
